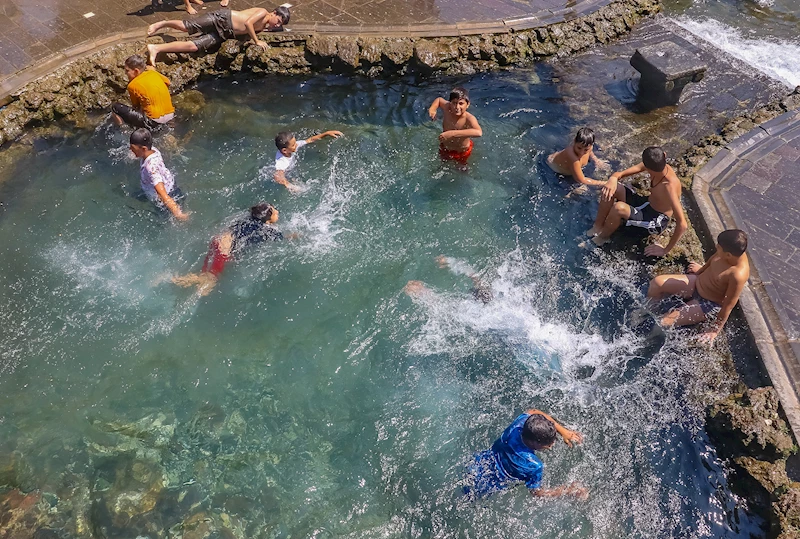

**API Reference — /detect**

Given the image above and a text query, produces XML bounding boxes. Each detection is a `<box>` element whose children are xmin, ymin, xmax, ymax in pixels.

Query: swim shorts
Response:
<box><xmin>439</xmin><ymin>139</ymin><xmax>474</xmax><ymax>164</ymax></box>
<box><xmin>692</xmin><ymin>290</ymin><xmax>721</xmax><ymax>317</ymax></box>
<box><xmin>201</xmin><ymin>237</ymin><xmax>231</xmax><ymax>277</ymax></box>
<box><xmin>624</xmin><ymin>186</ymin><xmax>670</xmax><ymax>234</ymax></box>
<box><xmin>462</xmin><ymin>449</ymin><xmax>517</xmax><ymax>499</ymax></box>
<box><xmin>184</xmin><ymin>8</ymin><xmax>235</xmax><ymax>52</ymax></box>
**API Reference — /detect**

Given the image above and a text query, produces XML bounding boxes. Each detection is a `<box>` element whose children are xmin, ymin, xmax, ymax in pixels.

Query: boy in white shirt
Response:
<box><xmin>129</xmin><ymin>128</ymin><xmax>188</xmax><ymax>221</ymax></box>
<box><xmin>273</xmin><ymin>129</ymin><xmax>343</xmax><ymax>192</ymax></box>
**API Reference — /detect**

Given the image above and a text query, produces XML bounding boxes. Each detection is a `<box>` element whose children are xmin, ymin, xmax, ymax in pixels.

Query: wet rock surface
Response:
<box><xmin>0</xmin><ymin>0</ymin><xmax>659</xmax><ymax>148</ymax></box>
<box><xmin>707</xmin><ymin>387</ymin><xmax>800</xmax><ymax>537</ymax></box>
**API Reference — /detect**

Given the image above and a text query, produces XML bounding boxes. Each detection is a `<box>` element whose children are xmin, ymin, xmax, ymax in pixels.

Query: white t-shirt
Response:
<box><xmin>140</xmin><ymin>148</ymin><xmax>175</xmax><ymax>203</ymax></box>
<box><xmin>274</xmin><ymin>139</ymin><xmax>308</xmax><ymax>172</ymax></box>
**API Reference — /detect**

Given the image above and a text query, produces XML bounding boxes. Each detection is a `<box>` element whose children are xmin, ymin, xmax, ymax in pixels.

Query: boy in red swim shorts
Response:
<box><xmin>428</xmin><ymin>87</ymin><xmax>482</xmax><ymax>165</ymax></box>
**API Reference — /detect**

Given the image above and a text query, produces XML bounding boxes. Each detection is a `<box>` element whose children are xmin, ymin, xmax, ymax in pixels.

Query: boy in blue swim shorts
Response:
<box><xmin>463</xmin><ymin>409</ymin><xmax>588</xmax><ymax>500</ymax></box>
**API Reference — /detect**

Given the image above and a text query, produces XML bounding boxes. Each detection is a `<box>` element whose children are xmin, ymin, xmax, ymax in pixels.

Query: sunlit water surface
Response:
<box><xmin>0</xmin><ymin>73</ymin><xmax>760</xmax><ymax>537</ymax></box>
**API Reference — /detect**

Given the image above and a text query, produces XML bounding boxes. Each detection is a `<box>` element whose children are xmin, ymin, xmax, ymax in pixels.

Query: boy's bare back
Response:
<box><xmin>230</xmin><ymin>8</ymin><xmax>270</xmax><ymax>34</ymax></box>
<box><xmin>548</xmin><ymin>145</ymin><xmax>591</xmax><ymax>176</ymax></box>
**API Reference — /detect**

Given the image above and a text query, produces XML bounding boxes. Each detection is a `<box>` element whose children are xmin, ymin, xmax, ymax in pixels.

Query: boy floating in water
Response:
<box><xmin>463</xmin><ymin>409</ymin><xmax>587</xmax><ymax>500</ymax></box>
<box><xmin>428</xmin><ymin>87</ymin><xmax>482</xmax><ymax>166</ymax></box>
<box><xmin>112</xmin><ymin>55</ymin><xmax>174</xmax><ymax>130</ymax></box>
<box><xmin>273</xmin><ymin>129</ymin><xmax>343</xmax><ymax>192</ymax></box>
<box><xmin>644</xmin><ymin>229</ymin><xmax>750</xmax><ymax>343</ymax></box>
<box><xmin>129</xmin><ymin>128</ymin><xmax>188</xmax><ymax>221</ymax></box>
<box><xmin>172</xmin><ymin>202</ymin><xmax>283</xmax><ymax>295</ymax></box>
<box><xmin>548</xmin><ymin>127</ymin><xmax>610</xmax><ymax>187</ymax></box>
<box><xmin>584</xmin><ymin>146</ymin><xmax>687</xmax><ymax>256</ymax></box>
<box><xmin>145</xmin><ymin>6</ymin><xmax>290</xmax><ymax>65</ymax></box>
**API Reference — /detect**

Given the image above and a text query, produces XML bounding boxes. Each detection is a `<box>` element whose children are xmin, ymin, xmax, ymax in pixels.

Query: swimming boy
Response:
<box><xmin>172</xmin><ymin>202</ymin><xmax>283</xmax><ymax>295</ymax></box>
<box><xmin>112</xmin><ymin>55</ymin><xmax>174</xmax><ymax>129</ymax></box>
<box><xmin>273</xmin><ymin>129</ymin><xmax>343</xmax><ymax>192</ymax></box>
<box><xmin>645</xmin><ymin>229</ymin><xmax>749</xmax><ymax>343</ymax></box>
<box><xmin>548</xmin><ymin>127</ymin><xmax>610</xmax><ymax>186</ymax></box>
<box><xmin>585</xmin><ymin>146</ymin><xmax>687</xmax><ymax>256</ymax></box>
<box><xmin>428</xmin><ymin>87</ymin><xmax>482</xmax><ymax>165</ymax></box>
<box><xmin>145</xmin><ymin>6</ymin><xmax>291</xmax><ymax>65</ymax></box>
<box><xmin>463</xmin><ymin>409</ymin><xmax>587</xmax><ymax>500</ymax></box>
<box><xmin>129</xmin><ymin>128</ymin><xmax>188</xmax><ymax>221</ymax></box>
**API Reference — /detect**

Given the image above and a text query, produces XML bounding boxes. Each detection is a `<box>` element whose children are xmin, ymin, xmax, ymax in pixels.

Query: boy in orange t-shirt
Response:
<box><xmin>111</xmin><ymin>55</ymin><xmax>175</xmax><ymax>129</ymax></box>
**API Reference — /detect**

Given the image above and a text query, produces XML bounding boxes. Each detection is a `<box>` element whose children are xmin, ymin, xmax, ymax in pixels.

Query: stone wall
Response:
<box><xmin>0</xmin><ymin>0</ymin><xmax>660</xmax><ymax>148</ymax></box>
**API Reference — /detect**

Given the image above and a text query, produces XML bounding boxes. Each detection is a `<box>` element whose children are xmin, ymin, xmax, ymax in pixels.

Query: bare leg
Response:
<box><xmin>590</xmin><ymin>201</ymin><xmax>630</xmax><ymax>245</ymax></box>
<box><xmin>147</xmin><ymin>19</ymin><xmax>189</xmax><ymax>36</ymax></box>
<box><xmin>172</xmin><ymin>272</ymin><xmax>218</xmax><ymax>296</ymax></box>
<box><xmin>587</xmin><ymin>182</ymin><xmax>627</xmax><ymax>237</ymax></box>
<box><xmin>147</xmin><ymin>41</ymin><xmax>200</xmax><ymax>65</ymax></box>
<box><xmin>662</xmin><ymin>301</ymin><xmax>707</xmax><ymax>327</ymax></box>
<box><xmin>647</xmin><ymin>273</ymin><xmax>696</xmax><ymax>300</ymax></box>
<box><xmin>183</xmin><ymin>0</ymin><xmax>203</xmax><ymax>14</ymax></box>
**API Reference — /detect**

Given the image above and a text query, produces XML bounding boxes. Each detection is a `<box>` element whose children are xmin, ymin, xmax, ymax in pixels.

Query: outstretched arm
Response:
<box><xmin>644</xmin><ymin>186</ymin><xmax>687</xmax><ymax>257</ymax></box>
<box><xmin>571</xmin><ymin>159</ymin><xmax>604</xmax><ymax>186</ymax></box>
<box><xmin>305</xmin><ymin>130</ymin><xmax>344</xmax><ymax>144</ymax></box>
<box><xmin>525</xmin><ymin>409</ymin><xmax>583</xmax><ymax>447</ymax></box>
<box><xmin>601</xmin><ymin>162</ymin><xmax>645</xmax><ymax>202</ymax></box>
<box><xmin>428</xmin><ymin>97</ymin><xmax>446</xmax><ymax>120</ymax></box>
<box><xmin>154</xmin><ymin>183</ymin><xmax>188</xmax><ymax>221</ymax></box>
<box><xmin>700</xmin><ymin>269</ymin><xmax>748</xmax><ymax>343</ymax></box>
<box><xmin>531</xmin><ymin>482</ymin><xmax>588</xmax><ymax>500</ymax></box>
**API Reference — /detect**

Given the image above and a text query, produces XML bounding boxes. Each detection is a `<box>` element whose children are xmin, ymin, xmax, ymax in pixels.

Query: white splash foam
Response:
<box><xmin>672</xmin><ymin>16</ymin><xmax>800</xmax><ymax>88</ymax></box>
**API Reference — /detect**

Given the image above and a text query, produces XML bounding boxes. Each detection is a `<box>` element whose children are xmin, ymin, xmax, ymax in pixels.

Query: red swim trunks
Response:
<box><xmin>439</xmin><ymin>139</ymin><xmax>474</xmax><ymax>164</ymax></box>
<box><xmin>201</xmin><ymin>238</ymin><xmax>231</xmax><ymax>277</ymax></box>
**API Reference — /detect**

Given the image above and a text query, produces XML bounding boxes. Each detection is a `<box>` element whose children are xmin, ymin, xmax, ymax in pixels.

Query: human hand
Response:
<box><xmin>436</xmin><ymin>255</ymin><xmax>449</xmax><ymax>269</ymax></box>
<box><xmin>644</xmin><ymin>244</ymin><xmax>667</xmax><ymax>257</ymax></box>
<box><xmin>285</xmin><ymin>182</ymin><xmax>303</xmax><ymax>194</ymax></box>
<box><xmin>600</xmin><ymin>177</ymin><xmax>617</xmax><ymax>202</ymax></box>
<box><xmin>687</xmin><ymin>262</ymin><xmax>703</xmax><ymax>274</ymax></box>
<box><xmin>566</xmin><ymin>483</ymin><xmax>589</xmax><ymax>500</ymax></box>
<box><xmin>438</xmin><ymin>132</ymin><xmax>452</xmax><ymax>142</ymax></box>
<box><xmin>326</xmin><ymin>130</ymin><xmax>344</xmax><ymax>138</ymax></box>
<box><xmin>697</xmin><ymin>329</ymin><xmax>719</xmax><ymax>344</ymax></box>
<box><xmin>256</xmin><ymin>39</ymin><xmax>269</xmax><ymax>50</ymax></box>
<box><xmin>561</xmin><ymin>429</ymin><xmax>584</xmax><ymax>448</ymax></box>
<box><xmin>428</xmin><ymin>108</ymin><xmax>437</xmax><ymax>120</ymax></box>
<box><xmin>175</xmin><ymin>211</ymin><xmax>190</xmax><ymax>222</ymax></box>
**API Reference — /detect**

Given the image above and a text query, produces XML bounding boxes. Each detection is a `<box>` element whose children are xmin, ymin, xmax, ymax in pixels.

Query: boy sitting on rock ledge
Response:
<box><xmin>112</xmin><ymin>55</ymin><xmax>174</xmax><ymax>130</ymax></box>
<box><xmin>145</xmin><ymin>6</ymin><xmax>291</xmax><ymax>65</ymax></box>
<box><xmin>644</xmin><ymin>229</ymin><xmax>750</xmax><ymax>343</ymax></box>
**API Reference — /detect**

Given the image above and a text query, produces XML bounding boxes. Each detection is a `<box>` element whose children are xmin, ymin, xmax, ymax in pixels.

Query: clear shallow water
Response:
<box><xmin>0</xmin><ymin>73</ymin><xmax>760</xmax><ymax>537</ymax></box>
<box><xmin>664</xmin><ymin>0</ymin><xmax>800</xmax><ymax>87</ymax></box>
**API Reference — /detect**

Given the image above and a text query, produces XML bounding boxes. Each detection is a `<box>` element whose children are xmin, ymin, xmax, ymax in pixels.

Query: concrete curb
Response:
<box><xmin>692</xmin><ymin>109</ymin><xmax>800</xmax><ymax>439</ymax></box>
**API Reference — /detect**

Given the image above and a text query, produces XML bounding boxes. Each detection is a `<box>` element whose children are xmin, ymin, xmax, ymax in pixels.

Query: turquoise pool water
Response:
<box><xmin>0</xmin><ymin>72</ymin><xmax>760</xmax><ymax>537</ymax></box>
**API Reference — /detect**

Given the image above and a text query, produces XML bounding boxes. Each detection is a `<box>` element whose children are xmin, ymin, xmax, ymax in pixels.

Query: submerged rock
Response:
<box><xmin>174</xmin><ymin>89</ymin><xmax>207</xmax><ymax>116</ymax></box>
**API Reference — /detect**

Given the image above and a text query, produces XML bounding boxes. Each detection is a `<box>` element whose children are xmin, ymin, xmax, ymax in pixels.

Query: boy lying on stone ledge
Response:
<box><xmin>145</xmin><ymin>6</ymin><xmax>290</xmax><ymax>65</ymax></box>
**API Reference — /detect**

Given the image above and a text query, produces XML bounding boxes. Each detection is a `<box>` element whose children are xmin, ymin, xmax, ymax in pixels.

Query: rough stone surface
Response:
<box><xmin>0</xmin><ymin>0</ymin><xmax>660</xmax><ymax>148</ymax></box>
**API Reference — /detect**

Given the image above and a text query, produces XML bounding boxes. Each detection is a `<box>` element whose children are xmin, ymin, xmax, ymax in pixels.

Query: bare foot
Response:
<box><xmin>220</xmin><ymin>0</ymin><xmax>229</xmax><ymax>6</ymax></box>
<box><xmin>585</xmin><ymin>226</ymin><xmax>600</xmax><ymax>237</ymax></box>
<box><xmin>147</xmin><ymin>22</ymin><xmax>161</xmax><ymax>36</ymax></box>
<box><xmin>191</xmin><ymin>0</ymin><xmax>204</xmax><ymax>4</ymax></box>
<box><xmin>591</xmin><ymin>235</ymin><xmax>610</xmax><ymax>246</ymax></box>
<box><xmin>186</xmin><ymin>5</ymin><xmax>198</xmax><ymax>14</ymax></box>
<box><xmin>146</xmin><ymin>44</ymin><xmax>158</xmax><ymax>66</ymax></box>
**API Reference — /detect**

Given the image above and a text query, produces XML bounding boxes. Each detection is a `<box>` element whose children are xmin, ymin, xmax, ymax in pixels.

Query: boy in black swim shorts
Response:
<box><xmin>145</xmin><ymin>6</ymin><xmax>290</xmax><ymax>65</ymax></box>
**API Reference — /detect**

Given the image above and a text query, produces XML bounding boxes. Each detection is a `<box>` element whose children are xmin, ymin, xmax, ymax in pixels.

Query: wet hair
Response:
<box><xmin>718</xmin><ymin>229</ymin><xmax>747</xmax><ymax>257</ymax></box>
<box><xmin>522</xmin><ymin>414</ymin><xmax>557</xmax><ymax>447</ymax></box>
<box><xmin>275</xmin><ymin>131</ymin><xmax>294</xmax><ymax>150</ymax></box>
<box><xmin>642</xmin><ymin>146</ymin><xmax>667</xmax><ymax>172</ymax></box>
<box><xmin>251</xmin><ymin>202</ymin><xmax>276</xmax><ymax>222</ymax></box>
<box><xmin>574</xmin><ymin>127</ymin><xmax>595</xmax><ymax>147</ymax></box>
<box><xmin>449</xmin><ymin>87</ymin><xmax>470</xmax><ymax>103</ymax></box>
<box><xmin>124</xmin><ymin>55</ymin><xmax>147</xmax><ymax>71</ymax></box>
<box><xmin>130</xmin><ymin>128</ymin><xmax>153</xmax><ymax>149</ymax></box>
<box><xmin>471</xmin><ymin>285</ymin><xmax>493</xmax><ymax>305</ymax></box>
<box><xmin>273</xmin><ymin>6</ymin><xmax>290</xmax><ymax>26</ymax></box>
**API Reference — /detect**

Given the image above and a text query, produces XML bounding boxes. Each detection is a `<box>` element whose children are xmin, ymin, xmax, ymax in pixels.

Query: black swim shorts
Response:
<box><xmin>624</xmin><ymin>186</ymin><xmax>670</xmax><ymax>235</ymax></box>
<box><xmin>184</xmin><ymin>8</ymin><xmax>235</xmax><ymax>52</ymax></box>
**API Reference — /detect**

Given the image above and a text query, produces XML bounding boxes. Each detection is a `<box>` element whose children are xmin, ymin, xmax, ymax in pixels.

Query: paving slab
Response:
<box><xmin>693</xmin><ymin>108</ymin><xmax>800</xmax><ymax>439</ymax></box>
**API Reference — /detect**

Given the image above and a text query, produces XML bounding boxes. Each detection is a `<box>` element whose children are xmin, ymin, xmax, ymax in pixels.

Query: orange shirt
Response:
<box><xmin>128</xmin><ymin>70</ymin><xmax>174</xmax><ymax>120</ymax></box>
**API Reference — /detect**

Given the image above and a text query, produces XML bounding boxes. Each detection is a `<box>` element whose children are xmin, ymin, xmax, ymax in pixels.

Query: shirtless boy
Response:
<box><xmin>548</xmin><ymin>127</ymin><xmax>610</xmax><ymax>186</ymax></box>
<box><xmin>428</xmin><ymin>87</ymin><xmax>482</xmax><ymax>165</ymax></box>
<box><xmin>645</xmin><ymin>229</ymin><xmax>749</xmax><ymax>343</ymax></box>
<box><xmin>145</xmin><ymin>6</ymin><xmax>290</xmax><ymax>64</ymax></box>
<box><xmin>273</xmin><ymin>129</ymin><xmax>343</xmax><ymax>192</ymax></box>
<box><xmin>584</xmin><ymin>146</ymin><xmax>687</xmax><ymax>257</ymax></box>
